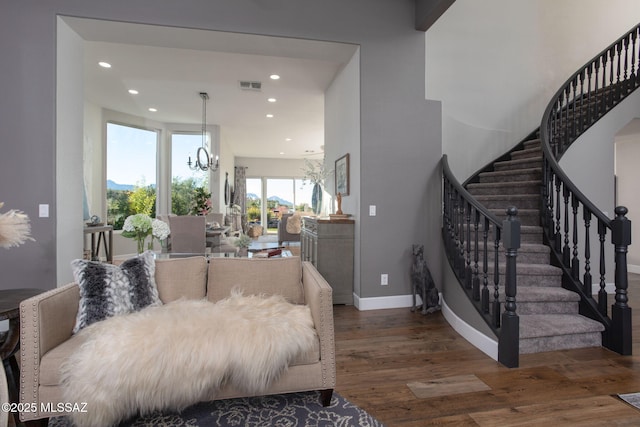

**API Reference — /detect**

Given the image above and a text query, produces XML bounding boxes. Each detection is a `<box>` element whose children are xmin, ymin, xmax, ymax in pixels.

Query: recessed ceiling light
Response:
<box><xmin>280</xmin><ymin>152</ymin><xmax>285</xmax><ymax>155</ymax></box>
<box><xmin>266</xmin><ymin>114</ymin><xmax>274</xmax><ymax>118</ymax></box>
<box><xmin>128</xmin><ymin>89</ymin><xmax>139</xmax><ymax>95</ymax></box>
<box><xmin>285</xmin><ymin>138</ymin><xmax>292</xmax><ymax>141</ymax></box>
<box><xmin>269</xmin><ymin>74</ymin><xmax>280</xmax><ymax>80</ymax></box>
<box><xmin>148</xmin><ymin>108</ymin><xmax>157</xmax><ymax>112</ymax></box>
<box><xmin>267</xmin><ymin>98</ymin><xmax>277</xmax><ymax>103</ymax></box>
<box><xmin>98</xmin><ymin>61</ymin><xmax>112</xmax><ymax>68</ymax></box>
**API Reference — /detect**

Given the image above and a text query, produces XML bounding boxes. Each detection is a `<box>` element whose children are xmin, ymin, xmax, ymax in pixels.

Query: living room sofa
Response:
<box><xmin>18</xmin><ymin>256</ymin><xmax>335</xmax><ymax>423</ymax></box>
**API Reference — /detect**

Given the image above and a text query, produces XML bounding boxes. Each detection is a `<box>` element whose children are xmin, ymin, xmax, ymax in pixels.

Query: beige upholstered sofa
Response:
<box><xmin>19</xmin><ymin>256</ymin><xmax>335</xmax><ymax>423</ymax></box>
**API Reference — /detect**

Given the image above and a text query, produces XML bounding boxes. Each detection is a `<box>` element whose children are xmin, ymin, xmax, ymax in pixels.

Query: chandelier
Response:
<box><xmin>187</xmin><ymin>92</ymin><xmax>219</xmax><ymax>172</ymax></box>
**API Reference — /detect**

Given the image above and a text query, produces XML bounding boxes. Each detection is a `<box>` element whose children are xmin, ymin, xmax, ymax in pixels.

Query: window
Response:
<box><xmin>106</xmin><ymin>123</ymin><xmax>158</xmax><ymax>230</ymax></box>
<box><xmin>171</xmin><ymin>133</ymin><xmax>209</xmax><ymax>215</ymax></box>
<box><xmin>246</xmin><ymin>178</ymin><xmax>262</xmax><ymax>225</ymax></box>
<box><xmin>246</xmin><ymin>178</ymin><xmax>315</xmax><ymax>233</ymax></box>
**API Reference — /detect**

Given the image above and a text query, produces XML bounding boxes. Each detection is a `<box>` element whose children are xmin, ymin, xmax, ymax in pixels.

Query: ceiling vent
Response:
<box><xmin>239</xmin><ymin>80</ymin><xmax>262</xmax><ymax>91</ymax></box>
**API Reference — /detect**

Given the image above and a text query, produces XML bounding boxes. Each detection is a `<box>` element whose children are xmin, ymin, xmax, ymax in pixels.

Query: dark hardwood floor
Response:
<box><xmin>334</xmin><ymin>274</ymin><xmax>640</xmax><ymax>426</ymax></box>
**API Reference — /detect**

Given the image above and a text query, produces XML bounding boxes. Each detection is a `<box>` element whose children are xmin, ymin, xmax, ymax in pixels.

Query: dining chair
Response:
<box><xmin>168</xmin><ymin>215</ymin><xmax>206</xmax><ymax>254</ymax></box>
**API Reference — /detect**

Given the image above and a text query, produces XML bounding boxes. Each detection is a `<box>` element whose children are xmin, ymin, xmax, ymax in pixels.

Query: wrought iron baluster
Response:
<box><xmin>555</xmin><ymin>175</ymin><xmax>562</xmax><ymax>253</ymax></box>
<box><xmin>492</xmin><ymin>226</ymin><xmax>501</xmax><ymax>328</ymax></box>
<box><xmin>583</xmin><ymin>207</ymin><xmax>592</xmax><ymax>296</ymax></box>
<box><xmin>457</xmin><ymin>194</ymin><xmax>465</xmax><ymax>276</ymax></box>
<box><xmin>562</xmin><ymin>184</ymin><xmax>571</xmax><ymax>267</ymax></box>
<box><xmin>571</xmin><ymin>194</ymin><xmax>580</xmax><ymax>280</ymax></box>
<box><xmin>482</xmin><ymin>217</ymin><xmax>490</xmax><ymax>313</ymax></box>
<box><xmin>608</xmin><ymin>48</ymin><xmax>615</xmax><ymax>109</ymax></box>
<box><xmin>465</xmin><ymin>201</ymin><xmax>472</xmax><ymax>289</ymax></box>
<box><xmin>473</xmin><ymin>208</ymin><xmax>480</xmax><ymax>301</ymax></box>
<box><xmin>598</xmin><ymin>218</ymin><xmax>608</xmax><ymax>316</ymax></box>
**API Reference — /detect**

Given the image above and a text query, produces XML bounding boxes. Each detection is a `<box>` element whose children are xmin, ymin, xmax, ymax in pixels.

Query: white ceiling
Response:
<box><xmin>64</xmin><ymin>17</ymin><xmax>358</xmax><ymax>159</ymax></box>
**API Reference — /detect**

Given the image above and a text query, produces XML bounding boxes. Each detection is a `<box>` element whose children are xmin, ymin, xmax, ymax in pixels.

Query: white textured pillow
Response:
<box><xmin>70</xmin><ymin>251</ymin><xmax>162</xmax><ymax>333</ymax></box>
<box><xmin>286</xmin><ymin>213</ymin><xmax>302</xmax><ymax>234</ymax></box>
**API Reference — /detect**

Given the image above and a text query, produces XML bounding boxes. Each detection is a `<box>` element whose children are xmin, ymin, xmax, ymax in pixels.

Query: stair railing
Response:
<box><xmin>442</xmin><ymin>155</ymin><xmax>521</xmax><ymax>367</ymax></box>
<box><xmin>540</xmin><ymin>23</ymin><xmax>639</xmax><ymax>355</ymax></box>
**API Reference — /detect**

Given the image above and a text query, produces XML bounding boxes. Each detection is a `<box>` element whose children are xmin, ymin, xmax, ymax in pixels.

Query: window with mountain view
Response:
<box><xmin>171</xmin><ymin>133</ymin><xmax>209</xmax><ymax>215</ymax></box>
<box><xmin>246</xmin><ymin>177</ymin><xmax>315</xmax><ymax>233</ymax></box>
<box><xmin>106</xmin><ymin>123</ymin><xmax>158</xmax><ymax>229</ymax></box>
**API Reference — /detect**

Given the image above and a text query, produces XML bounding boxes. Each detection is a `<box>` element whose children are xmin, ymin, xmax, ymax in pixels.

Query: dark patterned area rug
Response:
<box><xmin>48</xmin><ymin>391</ymin><xmax>384</xmax><ymax>426</ymax></box>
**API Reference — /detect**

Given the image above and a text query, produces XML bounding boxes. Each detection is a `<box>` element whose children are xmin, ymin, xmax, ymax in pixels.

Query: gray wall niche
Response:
<box><xmin>1</xmin><ymin>1</ymin><xmax>442</xmax><ymax>305</ymax></box>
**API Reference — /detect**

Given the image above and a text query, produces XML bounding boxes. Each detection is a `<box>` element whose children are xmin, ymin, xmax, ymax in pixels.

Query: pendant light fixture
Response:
<box><xmin>187</xmin><ymin>92</ymin><xmax>219</xmax><ymax>172</ymax></box>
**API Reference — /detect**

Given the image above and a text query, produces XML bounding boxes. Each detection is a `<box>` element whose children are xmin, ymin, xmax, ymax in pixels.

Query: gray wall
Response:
<box><xmin>0</xmin><ymin>1</ymin><xmax>442</xmax><ymax>301</ymax></box>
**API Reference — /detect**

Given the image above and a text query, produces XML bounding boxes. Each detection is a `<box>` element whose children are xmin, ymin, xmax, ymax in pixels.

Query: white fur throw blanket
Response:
<box><xmin>61</xmin><ymin>293</ymin><xmax>317</xmax><ymax>427</ymax></box>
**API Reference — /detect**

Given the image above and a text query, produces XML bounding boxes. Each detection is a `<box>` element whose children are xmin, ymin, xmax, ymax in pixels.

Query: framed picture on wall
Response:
<box><xmin>335</xmin><ymin>153</ymin><xmax>350</xmax><ymax>196</ymax></box>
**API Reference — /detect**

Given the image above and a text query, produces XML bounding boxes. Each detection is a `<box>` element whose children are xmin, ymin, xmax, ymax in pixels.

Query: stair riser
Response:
<box><xmin>468</xmin><ymin>183</ymin><xmax>539</xmax><ymax>196</ymax></box>
<box><xmin>520</xmin><ymin>332</ymin><xmax>601</xmax><ymax>354</ymax></box>
<box><xmin>458</xmin><ymin>226</ymin><xmax>542</xmax><ymax>243</ymax></box>
<box><xmin>511</xmin><ymin>301</ymin><xmax>578</xmax><ymax>315</ymax></box>
<box><xmin>467</xmin><ymin>267</ymin><xmax>562</xmax><ymax>287</ymax></box>
<box><xmin>479</xmin><ymin>250</ymin><xmax>549</xmax><ymax>264</ymax></box>
<box><xmin>479</xmin><ymin>171</ymin><xmax>541</xmax><ymax>183</ymax></box>
<box><xmin>511</xmin><ymin>150</ymin><xmax>541</xmax><ymax>161</ymax></box>
<box><xmin>494</xmin><ymin>159</ymin><xmax>542</xmax><ymax>171</ymax></box>
<box><xmin>491</xmin><ymin>212</ymin><xmax>540</xmax><ymax>226</ymax></box>
<box><xmin>474</xmin><ymin>197</ymin><xmax>539</xmax><ymax>210</ymax></box>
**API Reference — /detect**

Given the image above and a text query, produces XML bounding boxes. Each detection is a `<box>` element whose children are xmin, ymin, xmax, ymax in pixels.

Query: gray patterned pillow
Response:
<box><xmin>71</xmin><ymin>251</ymin><xmax>162</xmax><ymax>333</ymax></box>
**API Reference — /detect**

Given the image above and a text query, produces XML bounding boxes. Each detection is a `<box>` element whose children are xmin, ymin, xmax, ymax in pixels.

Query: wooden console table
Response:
<box><xmin>83</xmin><ymin>225</ymin><xmax>113</xmax><ymax>263</ymax></box>
<box><xmin>301</xmin><ymin>217</ymin><xmax>354</xmax><ymax>304</ymax></box>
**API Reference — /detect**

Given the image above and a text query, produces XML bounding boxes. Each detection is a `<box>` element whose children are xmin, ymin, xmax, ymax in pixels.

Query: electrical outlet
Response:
<box><xmin>381</xmin><ymin>274</ymin><xmax>388</xmax><ymax>286</ymax></box>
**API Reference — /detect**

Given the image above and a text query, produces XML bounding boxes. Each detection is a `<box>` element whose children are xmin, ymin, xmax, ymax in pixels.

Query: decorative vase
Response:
<box><xmin>147</xmin><ymin>239</ymin><xmax>154</xmax><ymax>251</ymax></box>
<box><xmin>136</xmin><ymin>237</ymin><xmax>146</xmax><ymax>254</ymax></box>
<box><xmin>311</xmin><ymin>183</ymin><xmax>322</xmax><ymax>215</ymax></box>
<box><xmin>237</xmin><ymin>247</ymin><xmax>248</xmax><ymax>257</ymax></box>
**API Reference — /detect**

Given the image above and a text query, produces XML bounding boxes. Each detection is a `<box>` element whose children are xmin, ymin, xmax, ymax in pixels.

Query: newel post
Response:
<box><xmin>610</xmin><ymin>206</ymin><xmax>632</xmax><ymax>355</ymax></box>
<box><xmin>499</xmin><ymin>207</ymin><xmax>520</xmax><ymax>368</ymax></box>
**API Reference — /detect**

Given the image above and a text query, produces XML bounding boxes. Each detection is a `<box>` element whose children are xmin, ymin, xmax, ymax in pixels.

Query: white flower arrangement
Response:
<box><xmin>0</xmin><ymin>202</ymin><xmax>34</xmax><ymax>249</ymax></box>
<box><xmin>302</xmin><ymin>159</ymin><xmax>332</xmax><ymax>185</ymax></box>
<box><xmin>151</xmin><ymin>218</ymin><xmax>171</xmax><ymax>241</ymax></box>
<box><xmin>122</xmin><ymin>214</ymin><xmax>170</xmax><ymax>253</ymax></box>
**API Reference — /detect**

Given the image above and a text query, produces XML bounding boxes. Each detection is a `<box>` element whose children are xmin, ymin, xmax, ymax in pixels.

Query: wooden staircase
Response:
<box><xmin>466</xmin><ymin>138</ymin><xmax>605</xmax><ymax>354</ymax></box>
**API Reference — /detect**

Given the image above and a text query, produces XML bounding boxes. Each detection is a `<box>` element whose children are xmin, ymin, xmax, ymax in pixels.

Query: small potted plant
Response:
<box><xmin>233</xmin><ymin>233</ymin><xmax>252</xmax><ymax>257</ymax></box>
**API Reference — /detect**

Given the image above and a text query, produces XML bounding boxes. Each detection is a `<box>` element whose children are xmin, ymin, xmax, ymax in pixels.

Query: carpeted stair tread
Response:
<box><xmin>515</xmin><ymin>286</ymin><xmax>579</xmax><ymax>302</ymax></box>
<box><xmin>519</xmin><ymin>314</ymin><xmax>605</xmax><ymax>339</ymax></box>
<box><xmin>467</xmin><ymin>180</ymin><xmax>540</xmax><ymax>195</ymax></box>
<box><xmin>473</xmin><ymin>194</ymin><xmax>540</xmax><ymax>209</ymax></box>
<box><xmin>488</xmin><ymin>208</ymin><xmax>540</xmax><ymax>226</ymax></box>
<box><xmin>523</xmin><ymin>139</ymin><xmax>541</xmax><ymax>149</ymax></box>
<box><xmin>479</xmin><ymin>168</ymin><xmax>542</xmax><ymax>183</ymax></box>
<box><xmin>493</xmin><ymin>158</ymin><xmax>542</xmax><ymax>171</ymax></box>
<box><xmin>510</xmin><ymin>146</ymin><xmax>542</xmax><ymax>160</ymax></box>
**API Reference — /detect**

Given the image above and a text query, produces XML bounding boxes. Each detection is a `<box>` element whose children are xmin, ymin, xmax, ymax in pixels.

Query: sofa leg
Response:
<box><xmin>320</xmin><ymin>388</ymin><xmax>333</xmax><ymax>407</ymax></box>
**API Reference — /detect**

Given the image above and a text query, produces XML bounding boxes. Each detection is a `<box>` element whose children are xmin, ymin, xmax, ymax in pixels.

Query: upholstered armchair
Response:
<box><xmin>168</xmin><ymin>215</ymin><xmax>206</xmax><ymax>253</ymax></box>
<box><xmin>278</xmin><ymin>213</ymin><xmax>301</xmax><ymax>245</ymax></box>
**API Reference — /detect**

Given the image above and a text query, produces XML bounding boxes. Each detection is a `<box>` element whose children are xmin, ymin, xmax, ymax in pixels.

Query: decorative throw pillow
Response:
<box><xmin>286</xmin><ymin>213</ymin><xmax>302</xmax><ymax>234</ymax></box>
<box><xmin>70</xmin><ymin>251</ymin><xmax>162</xmax><ymax>333</ymax></box>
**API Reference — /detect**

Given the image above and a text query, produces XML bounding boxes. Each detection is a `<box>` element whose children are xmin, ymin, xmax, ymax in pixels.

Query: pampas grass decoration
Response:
<box><xmin>0</xmin><ymin>202</ymin><xmax>34</xmax><ymax>249</ymax></box>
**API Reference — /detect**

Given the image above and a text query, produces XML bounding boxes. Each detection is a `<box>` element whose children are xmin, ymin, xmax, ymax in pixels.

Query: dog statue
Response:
<box><xmin>411</xmin><ymin>244</ymin><xmax>441</xmax><ymax>315</ymax></box>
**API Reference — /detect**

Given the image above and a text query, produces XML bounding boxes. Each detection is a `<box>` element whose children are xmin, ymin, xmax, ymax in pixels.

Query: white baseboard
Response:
<box><xmin>353</xmin><ymin>293</ymin><xmax>421</xmax><ymax>311</ymax></box>
<box><xmin>628</xmin><ymin>264</ymin><xmax>640</xmax><ymax>274</ymax></box>
<box><xmin>441</xmin><ymin>297</ymin><xmax>498</xmax><ymax>361</ymax></box>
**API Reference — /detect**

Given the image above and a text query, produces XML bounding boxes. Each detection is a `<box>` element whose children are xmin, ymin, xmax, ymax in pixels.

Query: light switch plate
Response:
<box><xmin>369</xmin><ymin>205</ymin><xmax>376</xmax><ymax>216</ymax></box>
<box><xmin>39</xmin><ymin>204</ymin><xmax>49</xmax><ymax>218</ymax></box>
